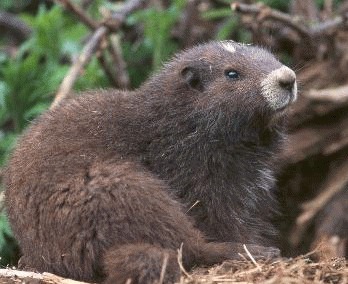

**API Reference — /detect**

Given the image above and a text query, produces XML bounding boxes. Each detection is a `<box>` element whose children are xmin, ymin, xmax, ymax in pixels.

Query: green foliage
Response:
<box><xmin>122</xmin><ymin>41</ymin><xmax>154</xmax><ymax>87</ymax></box>
<box><xmin>74</xmin><ymin>57</ymin><xmax>110</xmax><ymax>90</ymax></box>
<box><xmin>201</xmin><ymin>7</ymin><xmax>242</xmax><ymax>41</ymax></box>
<box><xmin>0</xmin><ymin>133</ymin><xmax>17</xmax><ymax>166</ymax></box>
<box><xmin>201</xmin><ymin>7</ymin><xmax>233</xmax><ymax>20</ymax></box>
<box><xmin>0</xmin><ymin>52</ymin><xmax>63</xmax><ymax>132</ymax></box>
<box><xmin>124</xmin><ymin>0</ymin><xmax>187</xmax><ymax>86</ymax></box>
<box><xmin>1</xmin><ymin>6</ymin><xmax>66</xmax><ymax>134</ymax></box>
<box><xmin>206</xmin><ymin>0</ymin><xmax>292</xmax><ymax>42</ymax></box>
<box><xmin>0</xmin><ymin>212</ymin><xmax>18</xmax><ymax>266</ymax></box>
<box><xmin>0</xmin><ymin>0</ymin><xmax>29</xmax><ymax>11</ymax></box>
<box><xmin>0</xmin><ymin>3</ymin><xmax>110</xmax><ymax>265</ymax></box>
<box><xmin>261</xmin><ymin>0</ymin><xmax>290</xmax><ymax>12</ymax></box>
<box><xmin>0</xmin><ymin>1</ymin><xmax>12</xmax><ymax>10</ymax></box>
<box><xmin>0</xmin><ymin>4</ymin><xmax>108</xmax><ymax>152</ymax></box>
<box><xmin>134</xmin><ymin>0</ymin><xmax>186</xmax><ymax>69</ymax></box>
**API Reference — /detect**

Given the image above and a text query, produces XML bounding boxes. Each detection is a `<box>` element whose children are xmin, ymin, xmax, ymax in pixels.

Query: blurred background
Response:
<box><xmin>0</xmin><ymin>0</ymin><xmax>347</xmax><ymax>267</ymax></box>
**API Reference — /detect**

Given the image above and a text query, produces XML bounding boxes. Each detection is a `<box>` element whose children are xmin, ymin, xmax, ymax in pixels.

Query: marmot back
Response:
<box><xmin>4</xmin><ymin>41</ymin><xmax>297</xmax><ymax>283</ymax></box>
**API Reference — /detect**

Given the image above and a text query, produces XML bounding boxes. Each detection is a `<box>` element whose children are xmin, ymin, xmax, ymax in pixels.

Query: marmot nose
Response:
<box><xmin>261</xmin><ymin>66</ymin><xmax>297</xmax><ymax>110</ymax></box>
<box><xmin>278</xmin><ymin>69</ymin><xmax>296</xmax><ymax>92</ymax></box>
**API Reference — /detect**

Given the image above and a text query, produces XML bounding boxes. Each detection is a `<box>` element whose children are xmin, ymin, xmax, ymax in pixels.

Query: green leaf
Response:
<box><xmin>0</xmin><ymin>133</ymin><xmax>17</xmax><ymax>166</ymax></box>
<box><xmin>216</xmin><ymin>18</ymin><xmax>238</xmax><ymax>40</ymax></box>
<box><xmin>0</xmin><ymin>212</ymin><xmax>18</xmax><ymax>266</ymax></box>
<box><xmin>201</xmin><ymin>8</ymin><xmax>232</xmax><ymax>20</ymax></box>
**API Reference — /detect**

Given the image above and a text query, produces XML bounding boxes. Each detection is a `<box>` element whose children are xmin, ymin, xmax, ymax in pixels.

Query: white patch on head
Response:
<box><xmin>261</xmin><ymin>66</ymin><xmax>297</xmax><ymax>110</ymax></box>
<box><xmin>220</xmin><ymin>41</ymin><xmax>236</xmax><ymax>53</ymax></box>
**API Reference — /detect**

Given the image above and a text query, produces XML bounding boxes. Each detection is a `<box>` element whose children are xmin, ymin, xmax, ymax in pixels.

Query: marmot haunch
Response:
<box><xmin>4</xmin><ymin>41</ymin><xmax>297</xmax><ymax>283</ymax></box>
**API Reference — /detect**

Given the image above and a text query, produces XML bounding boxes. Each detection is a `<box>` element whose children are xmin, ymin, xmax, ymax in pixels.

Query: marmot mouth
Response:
<box><xmin>261</xmin><ymin>66</ymin><xmax>297</xmax><ymax>111</ymax></box>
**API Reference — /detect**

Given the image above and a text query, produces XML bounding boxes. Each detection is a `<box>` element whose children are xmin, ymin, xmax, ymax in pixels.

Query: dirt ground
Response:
<box><xmin>0</xmin><ymin>249</ymin><xmax>347</xmax><ymax>284</ymax></box>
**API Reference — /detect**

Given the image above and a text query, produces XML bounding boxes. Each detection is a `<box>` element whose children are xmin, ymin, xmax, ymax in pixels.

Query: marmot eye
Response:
<box><xmin>225</xmin><ymin>70</ymin><xmax>239</xmax><ymax>79</ymax></box>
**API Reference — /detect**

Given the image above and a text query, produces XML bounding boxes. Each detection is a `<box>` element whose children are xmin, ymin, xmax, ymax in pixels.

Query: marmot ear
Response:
<box><xmin>180</xmin><ymin>66</ymin><xmax>204</xmax><ymax>92</ymax></box>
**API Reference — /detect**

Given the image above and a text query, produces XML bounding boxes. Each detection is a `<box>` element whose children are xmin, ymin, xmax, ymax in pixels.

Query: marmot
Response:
<box><xmin>4</xmin><ymin>41</ymin><xmax>297</xmax><ymax>283</ymax></box>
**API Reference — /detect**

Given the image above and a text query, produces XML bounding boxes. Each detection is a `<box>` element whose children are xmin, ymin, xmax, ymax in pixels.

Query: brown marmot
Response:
<box><xmin>4</xmin><ymin>41</ymin><xmax>297</xmax><ymax>283</ymax></box>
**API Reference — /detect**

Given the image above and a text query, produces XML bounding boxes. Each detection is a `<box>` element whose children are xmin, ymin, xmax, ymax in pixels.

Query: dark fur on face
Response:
<box><xmin>4</xmin><ymin>41</ymin><xmax>296</xmax><ymax>283</ymax></box>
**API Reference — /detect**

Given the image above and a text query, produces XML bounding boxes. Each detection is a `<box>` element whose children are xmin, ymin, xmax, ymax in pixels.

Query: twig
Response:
<box><xmin>177</xmin><ymin>243</ymin><xmax>192</xmax><ymax>279</ymax></box>
<box><xmin>158</xmin><ymin>252</ymin><xmax>169</xmax><ymax>284</ymax></box>
<box><xmin>290</xmin><ymin>0</ymin><xmax>319</xmax><ymax>21</ymax></box>
<box><xmin>311</xmin><ymin>12</ymin><xmax>348</xmax><ymax>35</ymax></box>
<box><xmin>54</xmin><ymin>0</ymin><xmax>99</xmax><ymax>29</ymax></box>
<box><xmin>108</xmin><ymin>35</ymin><xmax>130</xmax><ymax>88</ymax></box>
<box><xmin>231</xmin><ymin>2</ymin><xmax>348</xmax><ymax>38</ymax></box>
<box><xmin>50</xmin><ymin>26</ymin><xmax>108</xmax><ymax>108</ymax></box>
<box><xmin>104</xmin><ymin>0</ymin><xmax>146</xmax><ymax>31</ymax></box>
<box><xmin>231</xmin><ymin>2</ymin><xmax>311</xmax><ymax>39</ymax></box>
<box><xmin>305</xmin><ymin>84</ymin><xmax>348</xmax><ymax>103</ymax></box>
<box><xmin>0</xmin><ymin>268</ymin><xmax>91</xmax><ymax>284</ymax></box>
<box><xmin>290</xmin><ymin>159</ymin><xmax>348</xmax><ymax>246</ymax></box>
<box><xmin>0</xmin><ymin>191</ymin><xmax>5</xmax><ymax>212</ymax></box>
<box><xmin>81</xmin><ymin>0</ymin><xmax>94</xmax><ymax>10</ymax></box>
<box><xmin>242</xmin><ymin>244</ymin><xmax>262</xmax><ymax>272</ymax></box>
<box><xmin>51</xmin><ymin>0</ymin><xmax>143</xmax><ymax>106</ymax></box>
<box><xmin>97</xmin><ymin>52</ymin><xmax>120</xmax><ymax>87</ymax></box>
<box><xmin>324</xmin><ymin>0</ymin><xmax>334</xmax><ymax>17</ymax></box>
<box><xmin>0</xmin><ymin>11</ymin><xmax>32</xmax><ymax>42</ymax></box>
<box><xmin>186</xmin><ymin>200</ymin><xmax>200</xmax><ymax>213</ymax></box>
<box><xmin>176</xmin><ymin>0</ymin><xmax>198</xmax><ymax>46</ymax></box>
<box><xmin>283</xmin><ymin>114</ymin><xmax>348</xmax><ymax>163</ymax></box>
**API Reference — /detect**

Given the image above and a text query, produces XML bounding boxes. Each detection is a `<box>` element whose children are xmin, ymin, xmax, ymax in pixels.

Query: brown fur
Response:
<box><xmin>4</xmin><ymin>41</ymin><xmax>295</xmax><ymax>283</ymax></box>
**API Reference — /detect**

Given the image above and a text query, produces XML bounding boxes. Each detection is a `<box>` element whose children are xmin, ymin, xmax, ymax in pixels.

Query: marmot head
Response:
<box><xmin>149</xmin><ymin>41</ymin><xmax>297</xmax><ymax>121</ymax></box>
<box><xmin>141</xmin><ymin>40</ymin><xmax>297</xmax><ymax>145</ymax></box>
